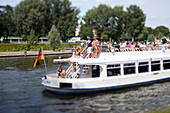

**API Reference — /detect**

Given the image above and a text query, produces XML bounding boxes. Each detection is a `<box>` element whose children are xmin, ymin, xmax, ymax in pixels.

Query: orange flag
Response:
<box><xmin>33</xmin><ymin>47</ymin><xmax>44</xmax><ymax>68</ymax></box>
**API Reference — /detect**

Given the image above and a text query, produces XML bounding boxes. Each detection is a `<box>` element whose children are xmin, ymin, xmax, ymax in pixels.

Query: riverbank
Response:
<box><xmin>0</xmin><ymin>50</ymin><xmax>72</xmax><ymax>58</ymax></box>
<box><xmin>149</xmin><ymin>108</ymin><xmax>170</xmax><ymax>113</ymax></box>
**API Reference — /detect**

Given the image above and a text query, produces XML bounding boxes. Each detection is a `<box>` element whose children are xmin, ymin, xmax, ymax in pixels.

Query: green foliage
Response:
<box><xmin>79</xmin><ymin>21</ymin><xmax>93</xmax><ymax>40</ymax></box>
<box><xmin>81</xmin><ymin>4</ymin><xmax>145</xmax><ymax>41</ymax></box>
<box><xmin>82</xmin><ymin>4</ymin><xmax>113</xmax><ymax>38</ymax></box>
<box><xmin>158</xmin><ymin>32</ymin><xmax>164</xmax><ymax>39</ymax></box>
<box><xmin>48</xmin><ymin>25</ymin><xmax>61</xmax><ymax>51</ymax></box>
<box><xmin>0</xmin><ymin>43</ymin><xmax>80</xmax><ymax>52</ymax></box>
<box><xmin>124</xmin><ymin>5</ymin><xmax>146</xmax><ymax>41</ymax></box>
<box><xmin>153</xmin><ymin>26</ymin><xmax>170</xmax><ymax>37</ymax></box>
<box><xmin>27</xmin><ymin>29</ymin><xmax>38</xmax><ymax>45</ymax></box>
<box><xmin>44</xmin><ymin>0</ymin><xmax>80</xmax><ymax>41</ymax></box>
<box><xmin>0</xmin><ymin>5</ymin><xmax>17</xmax><ymax>38</ymax></box>
<box><xmin>15</xmin><ymin>0</ymin><xmax>45</xmax><ymax>37</ymax></box>
<box><xmin>147</xmin><ymin>34</ymin><xmax>155</xmax><ymax>42</ymax></box>
<box><xmin>149</xmin><ymin>108</ymin><xmax>170</xmax><ymax>113</ymax></box>
<box><xmin>101</xmin><ymin>34</ymin><xmax>108</xmax><ymax>41</ymax></box>
<box><xmin>111</xmin><ymin>6</ymin><xmax>125</xmax><ymax>41</ymax></box>
<box><xmin>14</xmin><ymin>0</ymin><xmax>79</xmax><ymax>41</ymax></box>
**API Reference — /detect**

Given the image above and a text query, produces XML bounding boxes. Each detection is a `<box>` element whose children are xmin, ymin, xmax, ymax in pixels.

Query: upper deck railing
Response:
<box><xmin>73</xmin><ymin>44</ymin><xmax>170</xmax><ymax>59</ymax></box>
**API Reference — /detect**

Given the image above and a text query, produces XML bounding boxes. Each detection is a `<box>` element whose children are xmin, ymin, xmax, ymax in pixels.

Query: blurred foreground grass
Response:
<box><xmin>149</xmin><ymin>108</ymin><xmax>170</xmax><ymax>113</ymax></box>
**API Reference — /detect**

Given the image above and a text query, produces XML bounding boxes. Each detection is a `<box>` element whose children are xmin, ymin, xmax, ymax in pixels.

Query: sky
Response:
<box><xmin>1</xmin><ymin>0</ymin><xmax>170</xmax><ymax>29</ymax></box>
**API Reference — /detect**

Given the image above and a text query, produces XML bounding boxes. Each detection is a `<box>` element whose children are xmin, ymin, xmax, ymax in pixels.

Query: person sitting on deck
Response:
<box><xmin>56</xmin><ymin>65</ymin><xmax>68</xmax><ymax>78</ymax></box>
<box><xmin>60</xmin><ymin>70</ymin><xmax>68</xmax><ymax>78</ymax></box>
<box><xmin>106</xmin><ymin>42</ymin><xmax>113</xmax><ymax>52</ymax></box>
<box><xmin>57</xmin><ymin>65</ymin><xmax>63</xmax><ymax>76</ymax></box>
<box><xmin>71</xmin><ymin>62</ymin><xmax>76</xmax><ymax>72</ymax></box>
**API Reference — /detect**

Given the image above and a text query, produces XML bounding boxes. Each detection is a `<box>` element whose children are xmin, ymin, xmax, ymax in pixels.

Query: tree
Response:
<box><xmin>153</xmin><ymin>26</ymin><xmax>169</xmax><ymax>37</ymax></box>
<box><xmin>48</xmin><ymin>25</ymin><xmax>61</xmax><ymax>51</ymax></box>
<box><xmin>47</xmin><ymin>0</ymin><xmax>80</xmax><ymax>41</ymax></box>
<box><xmin>124</xmin><ymin>5</ymin><xmax>146</xmax><ymax>41</ymax></box>
<box><xmin>27</xmin><ymin>29</ymin><xmax>38</xmax><ymax>45</ymax></box>
<box><xmin>0</xmin><ymin>5</ymin><xmax>16</xmax><ymax>39</ymax></box>
<box><xmin>101</xmin><ymin>34</ymin><xmax>108</xmax><ymax>41</ymax></box>
<box><xmin>147</xmin><ymin>34</ymin><xmax>155</xmax><ymax>42</ymax></box>
<box><xmin>111</xmin><ymin>6</ymin><xmax>125</xmax><ymax>41</ymax></box>
<box><xmin>15</xmin><ymin>0</ymin><xmax>46</xmax><ymax>38</ymax></box>
<box><xmin>79</xmin><ymin>21</ymin><xmax>93</xmax><ymax>40</ymax></box>
<box><xmin>27</xmin><ymin>29</ymin><xmax>38</xmax><ymax>50</ymax></box>
<box><xmin>158</xmin><ymin>32</ymin><xmax>163</xmax><ymax>39</ymax></box>
<box><xmin>82</xmin><ymin>4</ymin><xmax>113</xmax><ymax>38</ymax></box>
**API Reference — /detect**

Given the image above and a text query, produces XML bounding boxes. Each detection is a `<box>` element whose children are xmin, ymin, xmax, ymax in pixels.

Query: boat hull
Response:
<box><xmin>42</xmin><ymin>76</ymin><xmax>170</xmax><ymax>95</ymax></box>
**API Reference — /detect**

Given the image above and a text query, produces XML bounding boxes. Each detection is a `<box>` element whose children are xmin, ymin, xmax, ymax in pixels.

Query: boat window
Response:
<box><xmin>139</xmin><ymin>62</ymin><xmax>149</xmax><ymax>73</ymax></box>
<box><xmin>151</xmin><ymin>60</ymin><xmax>160</xmax><ymax>71</ymax></box>
<box><xmin>124</xmin><ymin>63</ymin><xmax>135</xmax><ymax>75</ymax></box>
<box><xmin>163</xmin><ymin>59</ymin><xmax>170</xmax><ymax>70</ymax></box>
<box><xmin>92</xmin><ymin>65</ymin><xmax>100</xmax><ymax>78</ymax></box>
<box><xmin>107</xmin><ymin>64</ymin><xmax>120</xmax><ymax>69</ymax></box>
<box><xmin>107</xmin><ymin>64</ymin><xmax>121</xmax><ymax>77</ymax></box>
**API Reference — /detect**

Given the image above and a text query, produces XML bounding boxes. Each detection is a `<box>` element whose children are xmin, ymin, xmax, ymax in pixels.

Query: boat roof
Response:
<box><xmin>54</xmin><ymin>50</ymin><xmax>170</xmax><ymax>65</ymax></box>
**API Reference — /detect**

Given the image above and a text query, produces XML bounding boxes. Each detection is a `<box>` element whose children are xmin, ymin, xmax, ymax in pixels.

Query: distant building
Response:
<box><xmin>39</xmin><ymin>37</ymin><xmax>48</xmax><ymax>43</ymax></box>
<box><xmin>1</xmin><ymin>36</ymin><xmax>22</xmax><ymax>43</ymax></box>
<box><xmin>0</xmin><ymin>36</ymin><xmax>48</xmax><ymax>43</ymax></box>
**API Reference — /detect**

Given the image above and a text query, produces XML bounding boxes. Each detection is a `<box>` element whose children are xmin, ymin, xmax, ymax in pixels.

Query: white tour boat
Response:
<box><xmin>42</xmin><ymin>45</ymin><xmax>170</xmax><ymax>94</ymax></box>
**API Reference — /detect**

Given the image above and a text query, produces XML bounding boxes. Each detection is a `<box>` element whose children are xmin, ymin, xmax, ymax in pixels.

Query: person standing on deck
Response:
<box><xmin>86</xmin><ymin>35</ymin><xmax>93</xmax><ymax>57</ymax></box>
<box><xmin>92</xmin><ymin>37</ymin><xmax>99</xmax><ymax>46</ymax></box>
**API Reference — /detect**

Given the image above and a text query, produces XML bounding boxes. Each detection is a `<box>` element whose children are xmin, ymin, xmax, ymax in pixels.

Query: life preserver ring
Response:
<box><xmin>91</xmin><ymin>45</ymin><xmax>98</xmax><ymax>56</ymax></box>
<box><xmin>76</xmin><ymin>46</ymin><xmax>82</xmax><ymax>56</ymax></box>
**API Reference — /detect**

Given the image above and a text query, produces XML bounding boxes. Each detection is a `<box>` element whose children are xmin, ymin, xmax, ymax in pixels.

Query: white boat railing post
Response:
<box><xmin>160</xmin><ymin>58</ymin><xmax>164</xmax><ymax>73</ymax></box>
<box><xmin>136</xmin><ymin>60</ymin><xmax>139</xmax><ymax>76</ymax></box>
<box><xmin>149</xmin><ymin>58</ymin><xmax>152</xmax><ymax>74</ymax></box>
<box><xmin>121</xmin><ymin>63</ymin><xmax>124</xmax><ymax>76</ymax></box>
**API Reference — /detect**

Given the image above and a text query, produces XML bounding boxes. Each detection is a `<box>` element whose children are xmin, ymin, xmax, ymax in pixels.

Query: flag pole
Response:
<box><xmin>41</xmin><ymin>46</ymin><xmax>48</xmax><ymax>74</ymax></box>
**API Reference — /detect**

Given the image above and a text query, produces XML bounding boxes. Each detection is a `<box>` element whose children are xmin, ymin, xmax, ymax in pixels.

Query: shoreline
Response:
<box><xmin>0</xmin><ymin>50</ymin><xmax>72</xmax><ymax>58</ymax></box>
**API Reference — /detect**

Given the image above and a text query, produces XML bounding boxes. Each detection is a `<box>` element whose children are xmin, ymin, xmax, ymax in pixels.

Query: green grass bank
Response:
<box><xmin>0</xmin><ymin>43</ymin><xmax>80</xmax><ymax>52</ymax></box>
<box><xmin>149</xmin><ymin>108</ymin><xmax>170</xmax><ymax>113</ymax></box>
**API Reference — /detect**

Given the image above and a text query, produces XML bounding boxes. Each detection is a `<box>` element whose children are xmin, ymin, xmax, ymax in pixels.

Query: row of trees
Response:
<box><xmin>1</xmin><ymin>0</ymin><xmax>170</xmax><ymax>45</ymax></box>
<box><xmin>80</xmin><ymin>4</ymin><xmax>170</xmax><ymax>42</ymax></box>
<box><xmin>0</xmin><ymin>0</ymin><xmax>79</xmax><ymax>42</ymax></box>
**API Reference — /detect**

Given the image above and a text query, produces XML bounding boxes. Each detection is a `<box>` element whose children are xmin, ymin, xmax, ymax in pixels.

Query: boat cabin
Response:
<box><xmin>53</xmin><ymin>45</ymin><xmax>170</xmax><ymax>79</ymax></box>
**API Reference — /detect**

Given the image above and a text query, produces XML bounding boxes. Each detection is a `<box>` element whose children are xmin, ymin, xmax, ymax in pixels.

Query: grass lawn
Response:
<box><xmin>149</xmin><ymin>108</ymin><xmax>170</xmax><ymax>113</ymax></box>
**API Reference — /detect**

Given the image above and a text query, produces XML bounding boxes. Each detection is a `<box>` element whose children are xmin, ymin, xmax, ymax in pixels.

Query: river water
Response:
<box><xmin>0</xmin><ymin>55</ymin><xmax>169</xmax><ymax>113</ymax></box>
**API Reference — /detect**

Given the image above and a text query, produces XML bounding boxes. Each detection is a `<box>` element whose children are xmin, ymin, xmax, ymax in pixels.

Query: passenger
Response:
<box><xmin>163</xmin><ymin>41</ymin><xmax>169</xmax><ymax>50</ymax></box>
<box><xmin>92</xmin><ymin>29</ymin><xmax>97</xmax><ymax>37</ymax></box>
<box><xmin>57</xmin><ymin>65</ymin><xmax>63</xmax><ymax>76</ymax></box>
<box><xmin>56</xmin><ymin>65</ymin><xmax>68</xmax><ymax>78</ymax></box>
<box><xmin>86</xmin><ymin>35</ymin><xmax>93</xmax><ymax>51</ymax></box>
<box><xmin>106</xmin><ymin>42</ymin><xmax>113</xmax><ymax>52</ymax></box>
<box><xmin>92</xmin><ymin>37</ymin><xmax>99</xmax><ymax>46</ymax></box>
<box><xmin>60</xmin><ymin>70</ymin><xmax>68</xmax><ymax>78</ymax></box>
<box><xmin>135</xmin><ymin>42</ymin><xmax>140</xmax><ymax>48</ymax></box>
<box><xmin>161</xmin><ymin>37</ymin><xmax>167</xmax><ymax>45</ymax></box>
<box><xmin>86</xmin><ymin>35</ymin><xmax>93</xmax><ymax>58</ymax></box>
<box><xmin>71</xmin><ymin>62</ymin><xmax>76</xmax><ymax>72</ymax></box>
<box><xmin>122</xmin><ymin>41</ymin><xmax>127</xmax><ymax>47</ymax></box>
<box><xmin>140</xmin><ymin>42</ymin><xmax>148</xmax><ymax>51</ymax></box>
<box><xmin>155</xmin><ymin>37</ymin><xmax>160</xmax><ymax>45</ymax></box>
<box><xmin>131</xmin><ymin>42</ymin><xmax>136</xmax><ymax>48</ymax></box>
<box><xmin>125</xmin><ymin>43</ymin><xmax>131</xmax><ymax>48</ymax></box>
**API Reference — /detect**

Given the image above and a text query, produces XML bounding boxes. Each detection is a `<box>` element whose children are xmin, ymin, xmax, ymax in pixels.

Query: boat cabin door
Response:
<box><xmin>92</xmin><ymin>65</ymin><xmax>100</xmax><ymax>77</ymax></box>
